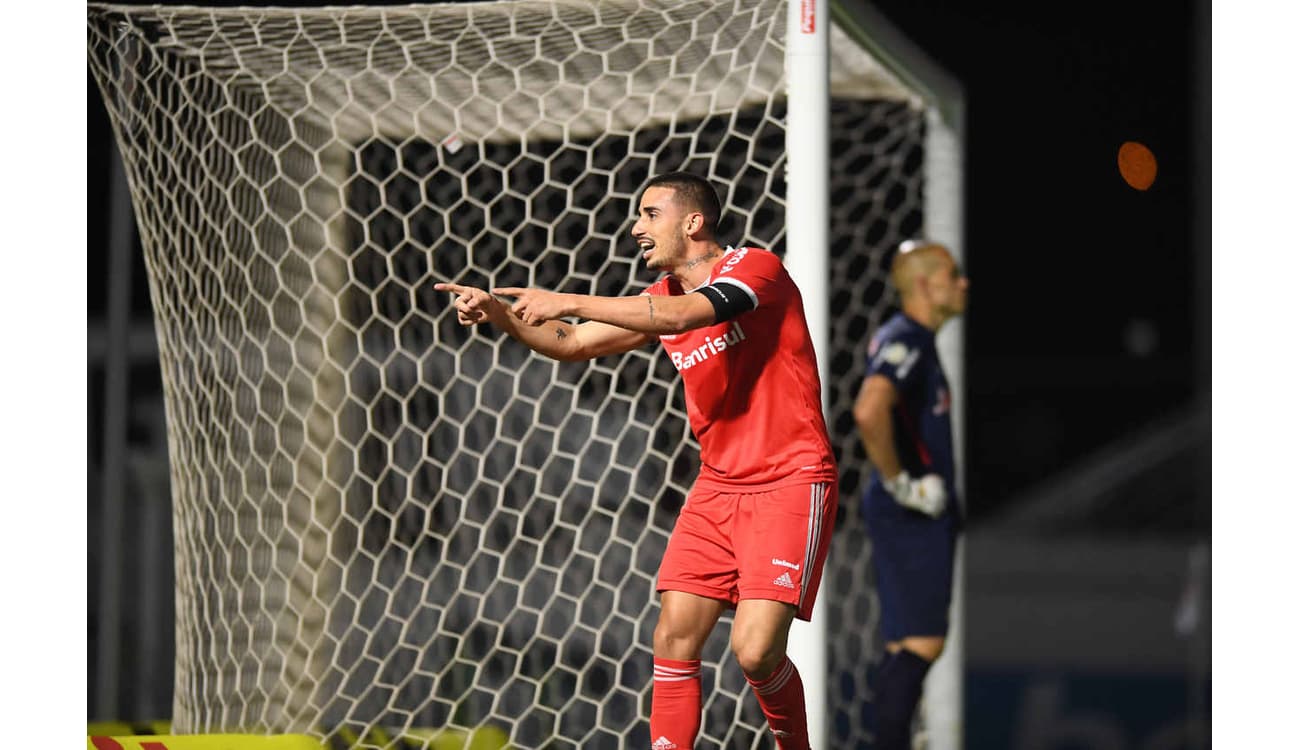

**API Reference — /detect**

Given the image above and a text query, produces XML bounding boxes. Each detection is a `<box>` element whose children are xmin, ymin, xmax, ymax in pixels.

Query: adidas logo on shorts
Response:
<box><xmin>652</xmin><ymin>736</ymin><xmax>679</xmax><ymax>749</ymax></box>
<box><xmin>773</xmin><ymin>572</ymin><xmax>795</xmax><ymax>589</ymax></box>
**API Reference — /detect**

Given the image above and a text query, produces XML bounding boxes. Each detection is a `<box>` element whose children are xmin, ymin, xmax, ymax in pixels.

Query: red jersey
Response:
<box><xmin>643</xmin><ymin>246</ymin><xmax>836</xmax><ymax>490</ymax></box>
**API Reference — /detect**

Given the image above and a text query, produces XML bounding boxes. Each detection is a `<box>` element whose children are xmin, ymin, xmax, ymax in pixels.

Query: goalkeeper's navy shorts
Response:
<box><xmin>862</xmin><ymin>487</ymin><xmax>958</xmax><ymax>641</ymax></box>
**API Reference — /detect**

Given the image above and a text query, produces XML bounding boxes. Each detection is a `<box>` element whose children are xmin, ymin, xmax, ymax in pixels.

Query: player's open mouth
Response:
<box><xmin>638</xmin><ymin>241</ymin><xmax>654</xmax><ymax>259</ymax></box>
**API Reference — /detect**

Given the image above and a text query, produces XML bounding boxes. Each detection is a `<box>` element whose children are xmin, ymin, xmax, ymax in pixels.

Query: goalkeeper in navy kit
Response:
<box><xmin>852</xmin><ymin>239</ymin><xmax>968</xmax><ymax>749</ymax></box>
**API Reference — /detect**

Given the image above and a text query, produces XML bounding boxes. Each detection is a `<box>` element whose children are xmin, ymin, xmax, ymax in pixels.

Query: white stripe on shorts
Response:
<box><xmin>799</xmin><ymin>482</ymin><xmax>827</xmax><ymax>605</ymax></box>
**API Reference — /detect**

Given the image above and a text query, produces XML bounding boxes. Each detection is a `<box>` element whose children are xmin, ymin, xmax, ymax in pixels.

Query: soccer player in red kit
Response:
<box><xmin>436</xmin><ymin>172</ymin><xmax>838</xmax><ymax>750</ymax></box>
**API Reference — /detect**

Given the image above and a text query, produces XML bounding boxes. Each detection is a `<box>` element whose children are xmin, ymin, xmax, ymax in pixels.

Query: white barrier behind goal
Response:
<box><xmin>87</xmin><ymin>1</ymin><xmax>958</xmax><ymax>747</ymax></box>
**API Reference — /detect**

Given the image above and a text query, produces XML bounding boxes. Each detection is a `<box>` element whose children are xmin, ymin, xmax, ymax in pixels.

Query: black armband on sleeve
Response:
<box><xmin>697</xmin><ymin>281</ymin><xmax>756</xmax><ymax>323</ymax></box>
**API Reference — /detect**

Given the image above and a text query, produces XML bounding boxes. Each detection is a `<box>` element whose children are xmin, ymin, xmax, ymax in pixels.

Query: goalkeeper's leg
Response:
<box><xmin>865</xmin><ymin>504</ymin><xmax>957</xmax><ymax>749</ymax></box>
<box><xmin>873</xmin><ymin>638</ymin><xmax>944</xmax><ymax>749</ymax></box>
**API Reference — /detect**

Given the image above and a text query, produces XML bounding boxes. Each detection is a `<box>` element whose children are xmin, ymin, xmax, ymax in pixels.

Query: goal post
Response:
<box><xmin>781</xmin><ymin>1</ymin><xmax>829</xmax><ymax>747</ymax></box>
<box><xmin>87</xmin><ymin>1</ymin><xmax>963</xmax><ymax>747</ymax></box>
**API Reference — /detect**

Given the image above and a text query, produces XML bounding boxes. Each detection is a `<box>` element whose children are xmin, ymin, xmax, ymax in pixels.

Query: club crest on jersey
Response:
<box><xmin>669</xmin><ymin>321</ymin><xmax>746</xmax><ymax>371</ymax></box>
<box><xmin>880</xmin><ymin>341</ymin><xmax>910</xmax><ymax>366</ymax></box>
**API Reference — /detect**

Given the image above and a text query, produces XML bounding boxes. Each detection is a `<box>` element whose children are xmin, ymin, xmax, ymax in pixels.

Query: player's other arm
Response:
<box><xmin>435</xmin><ymin>282</ymin><xmax>651</xmax><ymax>361</ymax></box>
<box><xmin>493</xmin><ymin>248</ymin><xmax>770</xmax><ymax>334</ymax></box>
<box><xmin>853</xmin><ymin>374</ymin><xmax>903</xmax><ymax>480</ymax></box>
<box><xmin>854</xmin><ymin>373</ymin><xmax>947</xmax><ymax>518</ymax></box>
<box><xmin>494</xmin><ymin>286</ymin><xmax>725</xmax><ymax>335</ymax></box>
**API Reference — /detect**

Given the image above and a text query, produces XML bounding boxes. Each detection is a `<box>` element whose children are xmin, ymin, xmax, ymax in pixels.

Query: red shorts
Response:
<box><xmin>657</xmin><ymin>479</ymin><xmax>838</xmax><ymax>621</ymax></box>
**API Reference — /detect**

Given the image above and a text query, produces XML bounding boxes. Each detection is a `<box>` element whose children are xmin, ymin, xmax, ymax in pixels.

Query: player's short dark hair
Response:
<box><xmin>642</xmin><ymin>172</ymin><xmax>722</xmax><ymax>236</ymax></box>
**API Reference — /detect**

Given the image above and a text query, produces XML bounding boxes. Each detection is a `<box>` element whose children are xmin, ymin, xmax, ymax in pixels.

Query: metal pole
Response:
<box><xmin>784</xmin><ymin>1</ymin><xmax>830</xmax><ymax>746</ymax></box>
<box><xmin>95</xmin><ymin>139</ymin><xmax>135</xmax><ymax>721</ymax></box>
<box><xmin>925</xmin><ymin>106</ymin><xmax>966</xmax><ymax>750</ymax></box>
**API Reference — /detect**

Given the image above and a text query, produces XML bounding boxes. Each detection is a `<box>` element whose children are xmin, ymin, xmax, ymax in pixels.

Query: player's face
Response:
<box><xmin>631</xmin><ymin>186</ymin><xmax>691</xmax><ymax>269</ymax></box>
<box><xmin>926</xmin><ymin>254</ymin><xmax>969</xmax><ymax>318</ymax></box>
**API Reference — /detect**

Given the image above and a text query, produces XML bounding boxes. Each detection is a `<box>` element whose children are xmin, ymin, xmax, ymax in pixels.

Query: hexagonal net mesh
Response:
<box><xmin>87</xmin><ymin>1</ymin><xmax>936</xmax><ymax>747</ymax></box>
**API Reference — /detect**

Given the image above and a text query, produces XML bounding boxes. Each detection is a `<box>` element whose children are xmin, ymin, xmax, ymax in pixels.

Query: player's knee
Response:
<box><xmin>730</xmin><ymin>637</ymin><xmax>783</xmax><ymax>679</ymax></box>
<box><xmin>653</xmin><ymin>618</ymin><xmax>704</xmax><ymax>659</ymax></box>
<box><xmin>898</xmin><ymin>636</ymin><xmax>945</xmax><ymax>663</ymax></box>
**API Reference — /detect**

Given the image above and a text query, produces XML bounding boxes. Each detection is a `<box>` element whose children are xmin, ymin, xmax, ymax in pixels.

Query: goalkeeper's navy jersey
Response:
<box><xmin>862</xmin><ymin>312</ymin><xmax>960</xmax><ymax>520</ymax></box>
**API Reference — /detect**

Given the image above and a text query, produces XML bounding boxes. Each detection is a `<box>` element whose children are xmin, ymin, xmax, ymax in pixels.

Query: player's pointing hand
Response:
<box><xmin>434</xmin><ymin>282</ymin><xmax>499</xmax><ymax>325</ymax></box>
<box><xmin>492</xmin><ymin>287</ymin><xmax>572</xmax><ymax>327</ymax></box>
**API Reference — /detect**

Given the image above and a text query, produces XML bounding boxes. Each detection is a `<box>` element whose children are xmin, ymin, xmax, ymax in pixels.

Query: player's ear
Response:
<box><xmin>914</xmin><ymin>273</ymin><xmax>930</xmax><ymax>299</ymax></box>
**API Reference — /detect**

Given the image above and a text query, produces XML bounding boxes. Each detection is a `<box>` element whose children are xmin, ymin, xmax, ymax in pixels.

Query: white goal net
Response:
<box><xmin>87</xmin><ymin>1</ymin><xmax>954</xmax><ymax>747</ymax></box>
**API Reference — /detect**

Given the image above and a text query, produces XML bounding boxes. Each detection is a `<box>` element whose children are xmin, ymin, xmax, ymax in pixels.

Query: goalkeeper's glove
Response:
<box><xmin>882</xmin><ymin>471</ymin><xmax>947</xmax><ymax>518</ymax></box>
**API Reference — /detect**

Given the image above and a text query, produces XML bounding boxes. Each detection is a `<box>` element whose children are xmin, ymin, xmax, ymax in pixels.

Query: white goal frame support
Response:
<box><xmin>783</xmin><ymin>1</ymin><xmax>830</xmax><ymax>748</ymax></box>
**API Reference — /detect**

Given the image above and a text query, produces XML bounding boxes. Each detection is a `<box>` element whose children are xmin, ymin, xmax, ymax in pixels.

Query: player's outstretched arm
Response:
<box><xmin>493</xmin><ymin>286</ymin><xmax>718</xmax><ymax>335</ymax></box>
<box><xmin>434</xmin><ymin>282</ymin><xmax>651</xmax><ymax>361</ymax></box>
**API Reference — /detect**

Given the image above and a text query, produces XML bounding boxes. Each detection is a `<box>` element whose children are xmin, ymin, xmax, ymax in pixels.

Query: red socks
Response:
<box><xmin>745</xmin><ymin>656</ymin><xmax>810</xmax><ymax>750</ymax></box>
<box><xmin>652</xmin><ymin>655</ymin><xmax>809</xmax><ymax>749</ymax></box>
<box><xmin>651</xmin><ymin>657</ymin><xmax>702</xmax><ymax>749</ymax></box>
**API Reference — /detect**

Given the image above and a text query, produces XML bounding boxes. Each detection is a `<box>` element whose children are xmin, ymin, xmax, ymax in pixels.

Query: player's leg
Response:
<box><xmin>652</xmin><ymin>487</ymin><xmax>740</xmax><ymax>749</ymax></box>
<box><xmin>731</xmin><ymin>598</ymin><xmax>797</xmax><ymax>677</ymax></box>
<box><xmin>873</xmin><ymin>636</ymin><xmax>945</xmax><ymax>750</ymax></box>
<box><xmin>890</xmin><ymin>635</ymin><xmax>945</xmax><ymax>662</ymax></box>
<box><xmin>655</xmin><ymin>589</ymin><xmax>731</xmax><ymax>659</ymax></box>
<box><xmin>732</xmin><ymin>597</ymin><xmax>809</xmax><ymax>750</ymax></box>
<box><xmin>650</xmin><ymin>590</ymin><xmax>728</xmax><ymax>750</ymax></box>
<box><xmin>732</xmin><ymin>480</ymin><xmax>838</xmax><ymax>750</ymax></box>
<box><xmin>864</xmin><ymin>496</ymin><xmax>957</xmax><ymax>750</ymax></box>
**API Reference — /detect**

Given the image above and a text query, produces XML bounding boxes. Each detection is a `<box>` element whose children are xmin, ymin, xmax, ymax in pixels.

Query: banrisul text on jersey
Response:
<box><xmin>669</xmin><ymin>321</ymin><xmax>746</xmax><ymax>370</ymax></box>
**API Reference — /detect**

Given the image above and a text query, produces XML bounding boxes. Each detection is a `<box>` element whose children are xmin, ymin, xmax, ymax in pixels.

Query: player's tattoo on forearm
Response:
<box><xmin>554</xmin><ymin>325</ymin><xmax>568</xmax><ymax>340</ymax></box>
<box><xmin>647</xmin><ymin>296</ymin><xmax>655</xmax><ymax>324</ymax></box>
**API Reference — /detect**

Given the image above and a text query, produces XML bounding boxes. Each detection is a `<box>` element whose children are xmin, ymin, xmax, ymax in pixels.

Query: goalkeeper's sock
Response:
<box><xmin>651</xmin><ymin>657</ymin><xmax>701</xmax><ymax>749</ymax></box>
<box><xmin>871</xmin><ymin>648</ymin><xmax>931</xmax><ymax>750</ymax></box>
<box><xmin>745</xmin><ymin>655</ymin><xmax>810</xmax><ymax>750</ymax></box>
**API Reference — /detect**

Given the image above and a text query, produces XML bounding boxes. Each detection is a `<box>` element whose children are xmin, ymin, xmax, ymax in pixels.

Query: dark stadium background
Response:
<box><xmin>873</xmin><ymin>0</ymin><xmax>1210</xmax><ymax>532</ymax></box>
<box><xmin>87</xmin><ymin>0</ymin><xmax>1212</xmax><ymax>745</ymax></box>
